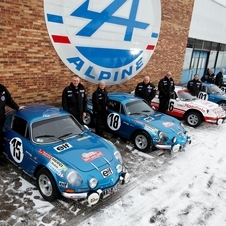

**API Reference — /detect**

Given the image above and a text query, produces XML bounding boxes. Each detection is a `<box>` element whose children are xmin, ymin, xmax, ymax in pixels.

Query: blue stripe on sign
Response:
<box><xmin>47</xmin><ymin>14</ymin><xmax>63</xmax><ymax>24</ymax></box>
<box><xmin>151</xmin><ymin>33</ymin><xmax>158</xmax><ymax>38</ymax></box>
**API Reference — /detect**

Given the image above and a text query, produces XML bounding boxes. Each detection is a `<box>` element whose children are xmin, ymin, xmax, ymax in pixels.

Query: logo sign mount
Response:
<box><xmin>44</xmin><ymin>0</ymin><xmax>161</xmax><ymax>85</ymax></box>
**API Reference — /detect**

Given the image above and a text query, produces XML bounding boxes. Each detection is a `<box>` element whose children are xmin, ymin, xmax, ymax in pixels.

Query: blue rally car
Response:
<box><xmin>3</xmin><ymin>105</ymin><xmax>130</xmax><ymax>204</ymax></box>
<box><xmin>84</xmin><ymin>93</ymin><xmax>191</xmax><ymax>152</ymax></box>
<box><xmin>198</xmin><ymin>83</ymin><xmax>226</xmax><ymax>110</ymax></box>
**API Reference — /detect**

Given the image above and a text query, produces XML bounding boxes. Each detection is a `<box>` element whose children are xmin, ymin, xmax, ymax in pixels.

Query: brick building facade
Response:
<box><xmin>0</xmin><ymin>0</ymin><xmax>194</xmax><ymax>105</ymax></box>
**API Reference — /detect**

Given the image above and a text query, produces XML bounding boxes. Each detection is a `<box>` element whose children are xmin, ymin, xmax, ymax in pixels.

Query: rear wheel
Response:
<box><xmin>37</xmin><ymin>168</ymin><xmax>59</xmax><ymax>202</ymax></box>
<box><xmin>218</xmin><ymin>101</ymin><xmax>226</xmax><ymax>111</ymax></box>
<box><xmin>133</xmin><ymin>131</ymin><xmax>153</xmax><ymax>152</ymax></box>
<box><xmin>185</xmin><ymin>111</ymin><xmax>202</xmax><ymax>127</ymax></box>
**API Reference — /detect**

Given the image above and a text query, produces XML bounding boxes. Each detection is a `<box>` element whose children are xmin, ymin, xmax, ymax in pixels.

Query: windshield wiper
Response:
<box><xmin>129</xmin><ymin>112</ymin><xmax>142</xmax><ymax>115</ymax></box>
<box><xmin>35</xmin><ymin>134</ymin><xmax>64</xmax><ymax>142</ymax></box>
<box><xmin>58</xmin><ymin>133</ymin><xmax>72</xmax><ymax>139</ymax></box>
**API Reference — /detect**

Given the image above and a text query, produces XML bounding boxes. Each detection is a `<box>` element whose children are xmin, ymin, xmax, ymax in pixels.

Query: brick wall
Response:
<box><xmin>0</xmin><ymin>0</ymin><xmax>194</xmax><ymax>105</ymax></box>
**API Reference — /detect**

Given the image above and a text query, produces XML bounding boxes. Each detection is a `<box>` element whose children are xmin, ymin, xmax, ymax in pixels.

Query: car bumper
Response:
<box><xmin>61</xmin><ymin>172</ymin><xmax>130</xmax><ymax>205</ymax></box>
<box><xmin>205</xmin><ymin>117</ymin><xmax>226</xmax><ymax>125</ymax></box>
<box><xmin>155</xmin><ymin>136</ymin><xmax>191</xmax><ymax>152</ymax></box>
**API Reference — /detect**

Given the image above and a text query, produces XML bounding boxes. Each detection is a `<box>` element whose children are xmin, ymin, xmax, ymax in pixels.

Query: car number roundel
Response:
<box><xmin>44</xmin><ymin>0</ymin><xmax>161</xmax><ymax>85</ymax></box>
<box><xmin>10</xmin><ymin>137</ymin><xmax>24</xmax><ymax>163</ymax></box>
<box><xmin>107</xmin><ymin>113</ymin><xmax>121</xmax><ymax>131</ymax></box>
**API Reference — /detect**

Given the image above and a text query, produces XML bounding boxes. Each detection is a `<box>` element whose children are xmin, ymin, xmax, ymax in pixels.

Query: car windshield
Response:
<box><xmin>209</xmin><ymin>84</ymin><xmax>224</xmax><ymax>94</ymax></box>
<box><xmin>177</xmin><ymin>90</ymin><xmax>196</xmax><ymax>101</ymax></box>
<box><xmin>125</xmin><ymin>100</ymin><xmax>155</xmax><ymax>116</ymax></box>
<box><xmin>32</xmin><ymin>115</ymin><xmax>83</xmax><ymax>144</ymax></box>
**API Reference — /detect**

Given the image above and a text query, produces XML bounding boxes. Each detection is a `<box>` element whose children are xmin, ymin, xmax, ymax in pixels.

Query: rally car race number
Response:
<box><xmin>10</xmin><ymin>137</ymin><xmax>24</xmax><ymax>163</ymax></box>
<box><xmin>107</xmin><ymin>113</ymin><xmax>121</xmax><ymax>131</ymax></box>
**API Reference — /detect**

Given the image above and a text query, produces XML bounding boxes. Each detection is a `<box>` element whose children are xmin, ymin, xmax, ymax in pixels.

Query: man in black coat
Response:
<box><xmin>215</xmin><ymin>68</ymin><xmax>225</xmax><ymax>88</ymax></box>
<box><xmin>92</xmin><ymin>81</ymin><xmax>109</xmax><ymax>136</ymax></box>
<box><xmin>201</xmin><ymin>68</ymin><xmax>215</xmax><ymax>83</ymax></box>
<box><xmin>0</xmin><ymin>84</ymin><xmax>25</xmax><ymax>166</ymax></box>
<box><xmin>135</xmin><ymin>75</ymin><xmax>156</xmax><ymax>105</ymax></box>
<box><xmin>62</xmin><ymin>75</ymin><xmax>87</xmax><ymax>124</ymax></box>
<box><xmin>187</xmin><ymin>74</ymin><xmax>202</xmax><ymax>97</ymax></box>
<box><xmin>158</xmin><ymin>71</ymin><xmax>175</xmax><ymax>113</ymax></box>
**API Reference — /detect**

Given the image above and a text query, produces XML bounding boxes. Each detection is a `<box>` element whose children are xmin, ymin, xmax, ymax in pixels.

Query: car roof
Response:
<box><xmin>108</xmin><ymin>92</ymin><xmax>141</xmax><ymax>104</ymax></box>
<box><xmin>10</xmin><ymin>104</ymin><xmax>68</xmax><ymax>123</ymax></box>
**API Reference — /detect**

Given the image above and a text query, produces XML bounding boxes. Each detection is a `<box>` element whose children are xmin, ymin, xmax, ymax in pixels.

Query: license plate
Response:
<box><xmin>102</xmin><ymin>187</ymin><xmax>114</xmax><ymax>199</ymax></box>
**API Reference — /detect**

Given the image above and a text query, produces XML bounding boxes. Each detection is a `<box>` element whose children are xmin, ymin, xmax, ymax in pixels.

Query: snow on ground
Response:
<box><xmin>76</xmin><ymin>123</ymin><xmax>226</xmax><ymax>226</ymax></box>
<box><xmin>0</xmin><ymin>122</ymin><xmax>226</xmax><ymax>226</ymax></box>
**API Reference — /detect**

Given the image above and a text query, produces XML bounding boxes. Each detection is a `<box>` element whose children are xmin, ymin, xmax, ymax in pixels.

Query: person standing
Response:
<box><xmin>62</xmin><ymin>75</ymin><xmax>87</xmax><ymax>124</ymax></box>
<box><xmin>215</xmin><ymin>68</ymin><xmax>225</xmax><ymax>88</ymax></box>
<box><xmin>0</xmin><ymin>84</ymin><xmax>25</xmax><ymax>166</ymax></box>
<box><xmin>158</xmin><ymin>71</ymin><xmax>175</xmax><ymax>113</ymax></box>
<box><xmin>92</xmin><ymin>81</ymin><xmax>109</xmax><ymax>137</ymax></box>
<box><xmin>135</xmin><ymin>75</ymin><xmax>156</xmax><ymax>105</ymax></box>
<box><xmin>187</xmin><ymin>74</ymin><xmax>202</xmax><ymax>97</ymax></box>
<box><xmin>201</xmin><ymin>68</ymin><xmax>215</xmax><ymax>83</ymax></box>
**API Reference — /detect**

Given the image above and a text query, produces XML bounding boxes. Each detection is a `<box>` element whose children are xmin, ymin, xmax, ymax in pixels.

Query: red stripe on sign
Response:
<box><xmin>52</xmin><ymin>35</ymin><xmax>70</xmax><ymax>44</ymax></box>
<box><xmin>146</xmin><ymin>45</ymin><xmax>155</xmax><ymax>50</ymax></box>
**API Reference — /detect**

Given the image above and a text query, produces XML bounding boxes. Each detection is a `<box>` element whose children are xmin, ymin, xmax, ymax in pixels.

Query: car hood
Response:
<box><xmin>136</xmin><ymin>112</ymin><xmax>184</xmax><ymax>134</ymax></box>
<box><xmin>46</xmin><ymin>133</ymin><xmax>115</xmax><ymax>172</ymax></box>
<box><xmin>186</xmin><ymin>98</ymin><xmax>221</xmax><ymax>110</ymax></box>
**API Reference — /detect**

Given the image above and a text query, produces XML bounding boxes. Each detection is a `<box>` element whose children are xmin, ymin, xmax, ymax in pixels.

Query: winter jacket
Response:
<box><xmin>187</xmin><ymin>79</ymin><xmax>202</xmax><ymax>96</ymax></box>
<box><xmin>158</xmin><ymin>76</ymin><xmax>175</xmax><ymax>99</ymax></box>
<box><xmin>215</xmin><ymin>71</ymin><xmax>223</xmax><ymax>87</ymax></box>
<box><xmin>92</xmin><ymin>88</ymin><xmax>109</xmax><ymax>114</ymax></box>
<box><xmin>135</xmin><ymin>82</ymin><xmax>156</xmax><ymax>103</ymax></box>
<box><xmin>62</xmin><ymin>83</ymin><xmax>87</xmax><ymax>116</ymax></box>
<box><xmin>0</xmin><ymin>84</ymin><xmax>19</xmax><ymax>121</ymax></box>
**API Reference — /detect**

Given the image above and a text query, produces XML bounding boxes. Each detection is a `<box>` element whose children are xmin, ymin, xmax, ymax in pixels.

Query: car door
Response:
<box><xmin>106</xmin><ymin>100</ymin><xmax>132</xmax><ymax>139</ymax></box>
<box><xmin>4</xmin><ymin>115</ymin><xmax>36</xmax><ymax>175</ymax></box>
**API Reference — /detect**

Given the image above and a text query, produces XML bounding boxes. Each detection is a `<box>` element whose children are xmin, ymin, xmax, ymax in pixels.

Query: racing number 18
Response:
<box><xmin>108</xmin><ymin>113</ymin><xmax>119</xmax><ymax>129</ymax></box>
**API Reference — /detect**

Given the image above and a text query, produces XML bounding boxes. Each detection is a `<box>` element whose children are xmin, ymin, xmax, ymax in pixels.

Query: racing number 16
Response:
<box><xmin>168</xmin><ymin>101</ymin><xmax>174</xmax><ymax>111</ymax></box>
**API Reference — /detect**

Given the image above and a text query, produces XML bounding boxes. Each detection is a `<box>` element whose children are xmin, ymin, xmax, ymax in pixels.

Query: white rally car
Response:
<box><xmin>152</xmin><ymin>86</ymin><xmax>226</xmax><ymax>127</ymax></box>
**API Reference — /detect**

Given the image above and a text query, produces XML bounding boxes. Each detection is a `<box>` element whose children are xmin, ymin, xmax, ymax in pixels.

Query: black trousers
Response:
<box><xmin>158</xmin><ymin>98</ymin><xmax>169</xmax><ymax>113</ymax></box>
<box><xmin>0</xmin><ymin>119</ymin><xmax>5</xmax><ymax>154</ymax></box>
<box><xmin>95</xmin><ymin>110</ymin><xmax>106</xmax><ymax>136</ymax></box>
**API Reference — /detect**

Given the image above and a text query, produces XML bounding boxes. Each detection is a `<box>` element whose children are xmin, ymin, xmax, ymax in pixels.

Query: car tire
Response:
<box><xmin>133</xmin><ymin>131</ymin><xmax>153</xmax><ymax>152</ymax></box>
<box><xmin>37</xmin><ymin>168</ymin><xmax>59</xmax><ymax>202</ymax></box>
<box><xmin>185</xmin><ymin>111</ymin><xmax>202</xmax><ymax>127</ymax></box>
<box><xmin>83</xmin><ymin>111</ymin><xmax>93</xmax><ymax>126</ymax></box>
<box><xmin>218</xmin><ymin>101</ymin><xmax>226</xmax><ymax>111</ymax></box>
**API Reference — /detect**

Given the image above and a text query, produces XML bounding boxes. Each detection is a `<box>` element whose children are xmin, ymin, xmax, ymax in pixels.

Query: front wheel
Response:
<box><xmin>83</xmin><ymin>111</ymin><xmax>93</xmax><ymax>126</ymax></box>
<box><xmin>185</xmin><ymin>111</ymin><xmax>202</xmax><ymax>127</ymax></box>
<box><xmin>218</xmin><ymin>101</ymin><xmax>226</xmax><ymax>111</ymax></box>
<box><xmin>37</xmin><ymin>168</ymin><xmax>59</xmax><ymax>202</ymax></box>
<box><xmin>133</xmin><ymin>131</ymin><xmax>153</xmax><ymax>152</ymax></box>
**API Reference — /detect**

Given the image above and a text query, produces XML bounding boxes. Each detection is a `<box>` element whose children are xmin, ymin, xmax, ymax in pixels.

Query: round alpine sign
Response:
<box><xmin>44</xmin><ymin>0</ymin><xmax>161</xmax><ymax>85</ymax></box>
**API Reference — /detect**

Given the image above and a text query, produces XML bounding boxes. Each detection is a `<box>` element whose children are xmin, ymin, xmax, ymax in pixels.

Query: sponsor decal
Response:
<box><xmin>82</xmin><ymin>151</ymin><xmax>103</xmax><ymax>162</ymax></box>
<box><xmin>44</xmin><ymin>0</ymin><xmax>161</xmax><ymax>85</ymax></box>
<box><xmin>184</xmin><ymin>103</ymin><xmax>205</xmax><ymax>113</ymax></box>
<box><xmin>162</xmin><ymin>122</ymin><xmax>174</xmax><ymax>127</ymax></box>
<box><xmin>54</xmin><ymin>142</ymin><xmax>72</xmax><ymax>152</ymax></box>
<box><xmin>38</xmin><ymin>149</ymin><xmax>52</xmax><ymax>159</ymax></box>
<box><xmin>50</xmin><ymin>157</ymin><xmax>68</xmax><ymax>171</ymax></box>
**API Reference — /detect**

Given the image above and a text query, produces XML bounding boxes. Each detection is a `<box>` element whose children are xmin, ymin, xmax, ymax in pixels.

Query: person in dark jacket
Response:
<box><xmin>62</xmin><ymin>75</ymin><xmax>87</xmax><ymax>124</ymax></box>
<box><xmin>201</xmin><ymin>68</ymin><xmax>215</xmax><ymax>83</ymax></box>
<box><xmin>187</xmin><ymin>74</ymin><xmax>202</xmax><ymax>97</ymax></box>
<box><xmin>135</xmin><ymin>75</ymin><xmax>156</xmax><ymax>105</ymax></box>
<box><xmin>158</xmin><ymin>71</ymin><xmax>175</xmax><ymax>113</ymax></box>
<box><xmin>0</xmin><ymin>84</ymin><xmax>25</xmax><ymax>166</ymax></box>
<box><xmin>215</xmin><ymin>68</ymin><xmax>225</xmax><ymax>88</ymax></box>
<box><xmin>92</xmin><ymin>81</ymin><xmax>109</xmax><ymax>136</ymax></box>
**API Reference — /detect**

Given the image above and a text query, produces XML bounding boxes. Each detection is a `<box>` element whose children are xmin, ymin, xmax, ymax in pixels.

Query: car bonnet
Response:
<box><xmin>48</xmin><ymin>134</ymin><xmax>115</xmax><ymax>172</ymax></box>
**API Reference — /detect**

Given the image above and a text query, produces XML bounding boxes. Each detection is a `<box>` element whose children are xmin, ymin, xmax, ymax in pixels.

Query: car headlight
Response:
<box><xmin>172</xmin><ymin>137</ymin><xmax>177</xmax><ymax>143</ymax></box>
<box><xmin>116</xmin><ymin>164</ymin><xmax>123</xmax><ymax>173</ymax></box>
<box><xmin>66</xmin><ymin>169</ymin><xmax>83</xmax><ymax>186</ymax></box>
<box><xmin>89</xmin><ymin>178</ymin><xmax>98</xmax><ymax>189</ymax></box>
<box><xmin>114</xmin><ymin>150</ymin><xmax>123</xmax><ymax>164</ymax></box>
<box><xmin>159</xmin><ymin>131</ymin><xmax>168</xmax><ymax>141</ymax></box>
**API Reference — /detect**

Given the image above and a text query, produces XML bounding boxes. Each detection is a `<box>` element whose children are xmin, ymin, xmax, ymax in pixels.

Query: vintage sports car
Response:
<box><xmin>197</xmin><ymin>83</ymin><xmax>226</xmax><ymax>110</ymax></box>
<box><xmin>84</xmin><ymin>93</ymin><xmax>191</xmax><ymax>153</ymax></box>
<box><xmin>3</xmin><ymin>105</ymin><xmax>129</xmax><ymax>205</ymax></box>
<box><xmin>152</xmin><ymin>86</ymin><xmax>226</xmax><ymax>127</ymax></box>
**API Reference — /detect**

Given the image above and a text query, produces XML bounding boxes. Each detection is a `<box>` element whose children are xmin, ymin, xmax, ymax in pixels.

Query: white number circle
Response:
<box><xmin>107</xmin><ymin>113</ymin><xmax>121</xmax><ymax>131</ymax></box>
<box><xmin>10</xmin><ymin>137</ymin><xmax>24</xmax><ymax>163</ymax></box>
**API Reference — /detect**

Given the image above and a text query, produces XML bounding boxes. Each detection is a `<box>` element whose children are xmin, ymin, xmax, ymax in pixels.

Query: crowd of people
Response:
<box><xmin>0</xmin><ymin>68</ymin><xmax>225</xmax><ymax>166</ymax></box>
